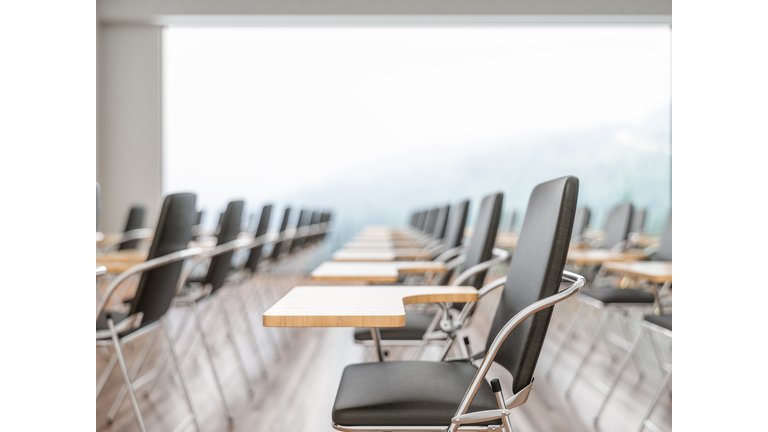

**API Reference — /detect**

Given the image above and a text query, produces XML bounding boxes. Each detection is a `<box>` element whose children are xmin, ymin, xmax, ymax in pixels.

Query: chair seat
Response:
<box><xmin>332</xmin><ymin>361</ymin><xmax>501</xmax><ymax>427</ymax></box>
<box><xmin>580</xmin><ymin>288</ymin><xmax>655</xmax><ymax>304</ymax></box>
<box><xmin>644</xmin><ymin>313</ymin><xmax>672</xmax><ymax>331</ymax></box>
<box><xmin>354</xmin><ymin>311</ymin><xmax>434</xmax><ymax>341</ymax></box>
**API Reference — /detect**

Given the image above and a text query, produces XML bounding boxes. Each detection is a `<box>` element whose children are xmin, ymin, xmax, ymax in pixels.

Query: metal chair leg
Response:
<box><xmin>565</xmin><ymin>310</ymin><xmax>611</xmax><ymax>397</ymax></box>
<box><xmin>636</xmin><ymin>366</ymin><xmax>673</xmax><ymax>432</ymax></box>
<box><xmin>232</xmin><ymin>288</ymin><xmax>269</xmax><ymax>377</ymax></box>
<box><xmin>107</xmin><ymin>318</ymin><xmax>147</xmax><ymax>432</ymax></box>
<box><xmin>190</xmin><ymin>300</ymin><xmax>234</xmax><ymax>423</ymax></box>
<box><xmin>217</xmin><ymin>296</ymin><xmax>255</xmax><ymax>397</ymax></box>
<box><xmin>106</xmin><ymin>329</ymin><xmax>160</xmax><ymax>423</ymax></box>
<box><xmin>96</xmin><ymin>352</ymin><xmax>117</xmax><ymax>399</ymax></box>
<box><xmin>162</xmin><ymin>316</ymin><xmax>203</xmax><ymax>432</ymax></box>
<box><xmin>547</xmin><ymin>301</ymin><xmax>586</xmax><ymax>378</ymax></box>
<box><xmin>594</xmin><ymin>327</ymin><xmax>648</xmax><ymax>423</ymax></box>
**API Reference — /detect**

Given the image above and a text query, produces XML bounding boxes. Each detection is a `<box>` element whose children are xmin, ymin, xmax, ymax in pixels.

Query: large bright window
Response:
<box><xmin>164</xmin><ymin>26</ymin><xmax>670</xmax><ymax>237</ymax></box>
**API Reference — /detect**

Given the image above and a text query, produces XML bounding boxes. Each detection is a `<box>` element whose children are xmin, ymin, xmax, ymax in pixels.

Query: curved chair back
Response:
<box><xmin>307</xmin><ymin>211</ymin><xmax>322</xmax><ymax>243</ymax></box>
<box><xmin>289</xmin><ymin>209</ymin><xmax>311</xmax><ymax>252</ymax></box>
<box><xmin>655</xmin><ymin>211</ymin><xmax>672</xmax><ymax>262</ymax></box>
<box><xmin>571</xmin><ymin>206</ymin><xmax>591</xmax><ymax>240</ymax></box>
<box><xmin>485</xmin><ymin>176</ymin><xmax>579</xmax><ymax>394</ymax></box>
<box><xmin>205</xmin><ymin>200</ymin><xmax>243</xmax><ymax>295</ymax></box>
<box><xmin>424</xmin><ymin>208</ymin><xmax>440</xmax><ymax>236</ymax></box>
<box><xmin>319</xmin><ymin>212</ymin><xmax>331</xmax><ymax>241</ymax></box>
<box><xmin>508</xmin><ymin>210</ymin><xmax>518</xmax><ymax>232</ymax></box>
<box><xmin>463</xmin><ymin>193</ymin><xmax>503</xmax><ymax>289</ymax></box>
<box><xmin>129</xmin><ymin>193</ymin><xmax>197</xmax><ymax>328</ymax></box>
<box><xmin>630</xmin><ymin>208</ymin><xmax>646</xmax><ymax>234</ymax></box>
<box><xmin>410</xmin><ymin>212</ymin><xmax>419</xmax><ymax>228</ymax></box>
<box><xmin>443</xmin><ymin>200</ymin><xmax>469</xmax><ymax>250</ymax></box>
<box><xmin>601</xmin><ymin>203</ymin><xmax>633</xmax><ymax>249</ymax></box>
<box><xmin>270</xmin><ymin>207</ymin><xmax>292</xmax><ymax>259</ymax></box>
<box><xmin>432</xmin><ymin>205</ymin><xmax>450</xmax><ymax>241</ymax></box>
<box><xmin>244</xmin><ymin>204</ymin><xmax>272</xmax><ymax>273</ymax></box>
<box><xmin>118</xmin><ymin>206</ymin><xmax>146</xmax><ymax>250</ymax></box>
<box><xmin>416</xmin><ymin>211</ymin><xmax>427</xmax><ymax>231</ymax></box>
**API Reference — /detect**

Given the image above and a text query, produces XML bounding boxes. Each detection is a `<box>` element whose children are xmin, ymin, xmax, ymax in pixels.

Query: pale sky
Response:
<box><xmin>163</xmin><ymin>26</ymin><xmax>671</xmax><ymax>224</ymax></box>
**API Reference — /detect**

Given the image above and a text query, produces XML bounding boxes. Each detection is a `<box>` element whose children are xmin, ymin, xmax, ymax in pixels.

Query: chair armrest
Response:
<box><xmin>96</xmin><ymin>312</ymin><xmax>144</xmax><ymax>340</ymax></box>
<box><xmin>450</xmin><ymin>270</ymin><xmax>585</xmax><ymax>422</ymax></box>
<box><xmin>96</xmin><ymin>266</ymin><xmax>107</xmax><ymax>277</ymax></box>
<box><xmin>100</xmin><ymin>228</ymin><xmax>154</xmax><ymax>254</ymax></box>
<box><xmin>96</xmin><ymin>247</ymin><xmax>204</xmax><ymax>321</ymax></box>
<box><xmin>434</xmin><ymin>245</ymin><xmax>467</xmax><ymax>263</ymax></box>
<box><xmin>450</xmin><ymin>248</ymin><xmax>510</xmax><ymax>287</ymax></box>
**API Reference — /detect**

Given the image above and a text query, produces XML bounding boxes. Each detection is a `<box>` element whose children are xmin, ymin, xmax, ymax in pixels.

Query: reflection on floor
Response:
<box><xmin>97</xmin><ymin>273</ymin><xmax>671</xmax><ymax>432</ymax></box>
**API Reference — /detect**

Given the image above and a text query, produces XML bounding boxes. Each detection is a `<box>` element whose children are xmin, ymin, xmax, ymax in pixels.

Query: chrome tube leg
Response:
<box><xmin>96</xmin><ymin>352</ymin><xmax>118</xmax><ymax>399</ymax></box>
<box><xmin>618</xmin><ymin>313</ymin><xmax>646</xmax><ymax>377</ymax></box>
<box><xmin>565</xmin><ymin>310</ymin><xmax>611</xmax><ymax>397</ymax></box>
<box><xmin>370</xmin><ymin>328</ymin><xmax>385</xmax><ymax>362</ymax></box>
<box><xmin>647</xmin><ymin>331</ymin><xmax>668</xmax><ymax>375</ymax></box>
<box><xmin>636</xmin><ymin>366</ymin><xmax>673</xmax><ymax>432</ymax></box>
<box><xmin>218</xmin><ymin>297</ymin><xmax>255</xmax><ymax>397</ymax></box>
<box><xmin>144</xmin><ymin>350</ymin><xmax>170</xmax><ymax>396</ymax></box>
<box><xmin>233</xmin><ymin>288</ymin><xmax>269</xmax><ymax>376</ymax></box>
<box><xmin>251</xmin><ymin>286</ymin><xmax>283</xmax><ymax>359</ymax></box>
<box><xmin>107</xmin><ymin>329</ymin><xmax>160</xmax><ymax>423</ymax></box>
<box><xmin>437</xmin><ymin>336</ymin><xmax>456</xmax><ymax>361</ymax></box>
<box><xmin>162</xmin><ymin>317</ymin><xmax>202</xmax><ymax>432</ymax></box>
<box><xmin>107</xmin><ymin>318</ymin><xmax>147</xmax><ymax>432</ymax></box>
<box><xmin>594</xmin><ymin>327</ymin><xmax>648</xmax><ymax>423</ymax></box>
<box><xmin>190</xmin><ymin>301</ymin><xmax>234</xmax><ymax>423</ymax></box>
<box><xmin>494</xmin><ymin>384</ymin><xmax>514</xmax><ymax>432</ymax></box>
<box><xmin>547</xmin><ymin>302</ymin><xmax>586</xmax><ymax>378</ymax></box>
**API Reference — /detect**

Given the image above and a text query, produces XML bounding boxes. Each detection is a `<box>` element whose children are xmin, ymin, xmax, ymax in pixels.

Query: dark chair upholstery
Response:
<box><xmin>580</xmin><ymin>288</ymin><xmax>655</xmax><ymax>304</ymax></box>
<box><xmin>244</xmin><ymin>204</ymin><xmax>272</xmax><ymax>273</ymax></box>
<box><xmin>270</xmin><ymin>207</ymin><xmax>291</xmax><ymax>259</ymax></box>
<box><xmin>332</xmin><ymin>176</ymin><xmax>579</xmax><ymax>426</ymax></box>
<box><xmin>410</xmin><ymin>212</ymin><xmax>419</xmax><ymax>228</ymax></box>
<box><xmin>432</xmin><ymin>205</ymin><xmax>450</xmax><ymax>241</ymax></box>
<box><xmin>486</xmin><ymin>176</ymin><xmax>579</xmax><ymax>394</ymax></box>
<box><xmin>630</xmin><ymin>208</ymin><xmax>646</xmax><ymax>234</ymax></box>
<box><xmin>98</xmin><ymin>193</ymin><xmax>197</xmax><ymax>335</ymax></box>
<box><xmin>443</xmin><ymin>200</ymin><xmax>469</xmax><ymax>250</ymax></box>
<box><xmin>202</xmin><ymin>200</ymin><xmax>243</xmax><ymax>296</ymax></box>
<box><xmin>118</xmin><ymin>206</ymin><xmax>146</xmax><ymax>250</ymax></box>
<box><xmin>319</xmin><ymin>212</ymin><xmax>331</xmax><ymax>241</ymax></box>
<box><xmin>423</xmin><ymin>208</ymin><xmax>440</xmax><ymax>236</ymax></box>
<box><xmin>644</xmin><ymin>313</ymin><xmax>672</xmax><ymax>332</ymax></box>
<box><xmin>508</xmin><ymin>210</ymin><xmax>518</xmax><ymax>232</ymax></box>
<box><xmin>572</xmin><ymin>206</ymin><xmax>591</xmax><ymax>240</ymax></box>
<box><xmin>289</xmin><ymin>209</ymin><xmax>311</xmax><ymax>252</ymax></box>
<box><xmin>416</xmin><ymin>211</ymin><xmax>427</xmax><ymax>231</ymax></box>
<box><xmin>600</xmin><ymin>203</ymin><xmax>633</xmax><ymax>249</ymax></box>
<box><xmin>463</xmin><ymin>193</ymin><xmax>503</xmax><ymax>289</ymax></box>
<box><xmin>332</xmin><ymin>362</ymin><xmax>501</xmax><ymax>427</ymax></box>
<box><xmin>655</xmin><ymin>211</ymin><xmax>672</xmax><ymax>262</ymax></box>
<box><xmin>306</xmin><ymin>211</ymin><xmax>322</xmax><ymax>243</ymax></box>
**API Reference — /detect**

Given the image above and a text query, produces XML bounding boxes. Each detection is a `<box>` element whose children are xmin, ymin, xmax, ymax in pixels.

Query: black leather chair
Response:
<box><xmin>630</xmin><ymin>207</ymin><xmax>647</xmax><ymax>235</ymax></box>
<box><xmin>96</xmin><ymin>193</ymin><xmax>202</xmax><ymax>432</ymax></box>
<box><xmin>175</xmin><ymin>200</ymin><xmax>256</xmax><ymax>423</ymax></box>
<box><xmin>353</xmin><ymin>194</ymin><xmax>505</xmax><ymax>359</ymax></box>
<box><xmin>243</xmin><ymin>204</ymin><xmax>272</xmax><ymax>274</ymax></box>
<box><xmin>433</xmin><ymin>205</ymin><xmax>451</xmax><ymax>242</ymax></box>
<box><xmin>331</xmin><ymin>176</ymin><xmax>584</xmax><ymax>432</ymax></box>
<box><xmin>289</xmin><ymin>209</ymin><xmax>311</xmax><ymax>253</ymax></box>
<box><xmin>118</xmin><ymin>206</ymin><xmax>146</xmax><ymax>250</ymax></box>
<box><xmin>270</xmin><ymin>207</ymin><xmax>291</xmax><ymax>260</ymax></box>
<box><xmin>571</xmin><ymin>206</ymin><xmax>591</xmax><ymax>241</ymax></box>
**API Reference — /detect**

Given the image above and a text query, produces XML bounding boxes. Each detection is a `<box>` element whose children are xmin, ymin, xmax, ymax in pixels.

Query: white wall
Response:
<box><xmin>97</xmin><ymin>24</ymin><xmax>162</xmax><ymax>232</ymax></box>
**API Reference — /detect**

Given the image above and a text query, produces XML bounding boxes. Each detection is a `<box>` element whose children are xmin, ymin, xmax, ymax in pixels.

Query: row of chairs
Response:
<box><xmin>96</xmin><ymin>192</ymin><xmax>333</xmax><ymax>432</ymax></box>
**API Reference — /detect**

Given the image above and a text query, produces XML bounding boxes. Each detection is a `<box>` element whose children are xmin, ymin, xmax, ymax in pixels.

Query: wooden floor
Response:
<box><xmin>97</xmin><ymin>258</ymin><xmax>671</xmax><ymax>432</ymax></box>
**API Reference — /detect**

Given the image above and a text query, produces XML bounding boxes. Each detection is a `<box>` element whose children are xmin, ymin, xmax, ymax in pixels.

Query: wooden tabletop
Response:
<box><xmin>344</xmin><ymin>240</ymin><xmax>421</xmax><ymax>249</ymax></box>
<box><xmin>602</xmin><ymin>261</ymin><xmax>672</xmax><ymax>284</ymax></box>
<box><xmin>263</xmin><ymin>285</ymin><xmax>478</xmax><ymax>327</ymax></box>
<box><xmin>566</xmin><ymin>249</ymin><xmax>647</xmax><ymax>265</ymax></box>
<box><xmin>96</xmin><ymin>261</ymin><xmax>137</xmax><ymax>274</ymax></box>
<box><xmin>96</xmin><ymin>250</ymin><xmax>148</xmax><ymax>263</ymax></box>
<box><xmin>311</xmin><ymin>261</ymin><xmax>447</xmax><ymax>282</ymax></box>
<box><xmin>332</xmin><ymin>248</ymin><xmax>432</xmax><ymax>262</ymax></box>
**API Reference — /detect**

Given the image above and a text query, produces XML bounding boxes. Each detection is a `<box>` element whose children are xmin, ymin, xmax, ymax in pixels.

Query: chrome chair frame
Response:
<box><xmin>96</xmin><ymin>247</ymin><xmax>204</xmax><ymax>432</ymax></box>
<box><xmin>332</xmin><ymin>271</ymin><xmax>585</xmax><ymax>432</ymax></box>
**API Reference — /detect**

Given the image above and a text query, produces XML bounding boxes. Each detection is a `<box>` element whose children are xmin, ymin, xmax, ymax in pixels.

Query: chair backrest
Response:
<box><xmin>432</xmin><ymin>205</ymin><xmax>450</xmax><ymax>241</ymax></box>
<box><xmin>118</xmin><ymin>206</ymin><xmax>146</xmax><ymax>250</ymax></box>
<box><xmin>443</xmin><ymin>200</ymin><xmax>469</xmax><ymax>250</ymax></box>
<box><xmin>571</xmin><ymin>206</ymin><xmax>591</xmax><ymax>240</ymax></box>
<box><xmin>424</xmin><ymin>208</ymin><xmax>439</xmax><ymax>235</ymax></box>
<box><xmin>485</xmin><ymin>176</ymin><xmax>579</xmax><ymax>394</ymax></box>
<box><xmin>290</xmin><ymin>209</ymin><xmax>311</xmax><ymax>252</ymax></box>
<box><xmin>244</xmin><ymin>204</ymin><xmax>272</xmax><ymax>273</ymax></box>
<box><xmin>463</xmin><ymin>193</ymin><xmax>503</xmax><ymax>289</ymax></box>
<box><xmin>508</xmin><ymin>210</ymin><xmax>518</xmax><ymax>232</ymax></box>
<box><xmin>601</xmin><ymin>203</ymin><xmax>633</xmax><ymax>249</ymax></box>
<box><xmin>129</xmin><ymin>193</ymin><xmax>197</xmax><ymax>328</ymax></box>
<box><xmin>416</xmin><ymin>211</ymin><xmax>427</xmax><ymax>231</ymax></box>
<box><xmin>96</xmin><ymin>182</ymin><xmax>101</xmax><ymax>230</ymax></box>
<box><xmin>204</xmin><ymin>200</ymin><xmax>243</xmax><ymax>295</ymax></box>
<box><xmin>654</xmin><ymin>211</ymin><xmax>672</xmax><ymax>262</ymax></box>
<box><xmin>319</xmin><ymin>212</ymin><xmax>331</xmax><ymax>241</ymax></box>
<box><xmin>410</xmin><ymin>212</ymin><xmax>419</xmax><ymax>228</ymax></box>
<box><xmin>270</xmin><ymin>207</ymin><xmax>292</xmax><ymax>259</ymax></box>
<box><xmin>630</xmin><ymin>208</ymin><xmax>646</xmax><ymax>234</ymax></box>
